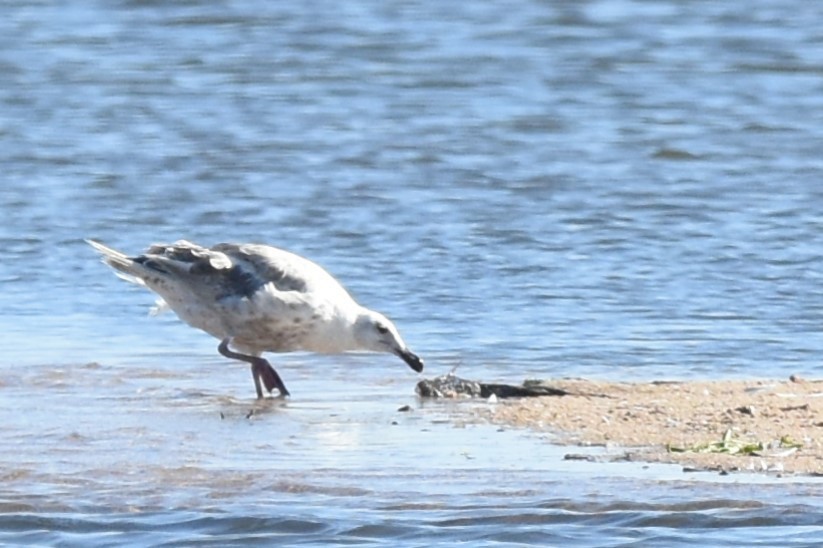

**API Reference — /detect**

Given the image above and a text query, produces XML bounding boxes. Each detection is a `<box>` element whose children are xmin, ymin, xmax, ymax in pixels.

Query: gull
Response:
<box><xmin>87</xmin><ymin>240</ymin><xmax>423</xmax><ymax>398</ymax></box>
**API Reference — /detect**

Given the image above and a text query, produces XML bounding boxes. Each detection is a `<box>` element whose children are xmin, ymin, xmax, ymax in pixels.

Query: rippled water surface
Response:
<box><xmin>1</xmin><ymin>0</ymin><xmax>822</xmax><ymax>545</ymax></box>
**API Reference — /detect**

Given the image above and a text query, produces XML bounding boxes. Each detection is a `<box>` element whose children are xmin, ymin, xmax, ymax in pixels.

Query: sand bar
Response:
<box><xmin>475</xmin><ymin>377</ymin><xmax>823</xmax><ymax>476</ymax></box>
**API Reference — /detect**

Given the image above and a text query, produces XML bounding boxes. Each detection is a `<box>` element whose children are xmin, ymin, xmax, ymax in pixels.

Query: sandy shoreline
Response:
<box><xmin>471</xmin><ymin>377</ymin><xmax>823</xmax><ymax>476</ymax></box>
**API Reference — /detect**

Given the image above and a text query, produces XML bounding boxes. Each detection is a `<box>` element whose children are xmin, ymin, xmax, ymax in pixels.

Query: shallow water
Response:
<box><xmin>1</xmin><ymin>0</ymin><xmax>823</xmax><ymax>545</ymax></box>
<box><xmin>2</xmin><ymin>361</ymin><xmax>822</xmax><ymax>546</ymax></box>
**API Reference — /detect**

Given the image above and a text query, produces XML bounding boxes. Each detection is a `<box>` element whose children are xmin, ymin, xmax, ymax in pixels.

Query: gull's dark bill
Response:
<box><xmin>398</xmin><ymin>349</ymin><xmax>424</xmax><ymax>373</ymax></box>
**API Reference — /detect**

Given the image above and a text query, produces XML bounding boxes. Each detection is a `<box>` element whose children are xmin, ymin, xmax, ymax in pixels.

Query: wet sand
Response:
<box><xmin>474</xmin><ymin>377</ymin><xmax>823</xmax><ymax>476</ymax></box>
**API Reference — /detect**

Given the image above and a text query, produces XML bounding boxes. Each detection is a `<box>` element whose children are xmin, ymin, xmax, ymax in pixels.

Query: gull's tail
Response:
<box><xmin>87</xmin><ymin>239</ymin><xmax>177</xmax><ymax>314</ymax></box>
<box><xmin>87</xmin><ymin>239</ymin><xmax>235</xmax><ymax>315</ymax></box>
<box><xmin>86</xmin><ymin>239</ymin><xmax>148</xmax><ymax>286</ymax></box>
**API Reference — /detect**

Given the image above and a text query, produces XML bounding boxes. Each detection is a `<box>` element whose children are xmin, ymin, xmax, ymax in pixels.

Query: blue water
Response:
<box><xmin>1</xmin><ymin>0</ymin><xmax>822</xmax><ymax>545</ymax></box>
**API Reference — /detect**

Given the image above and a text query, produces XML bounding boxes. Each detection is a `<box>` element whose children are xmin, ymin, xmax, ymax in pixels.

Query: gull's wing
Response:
<box><xmin>212</xmin><ymin>243</ymin><xmax>351</xmax><ymax>299</ymax></box>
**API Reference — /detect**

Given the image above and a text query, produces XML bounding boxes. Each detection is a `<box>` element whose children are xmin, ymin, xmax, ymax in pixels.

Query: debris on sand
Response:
<box><xmin>416</xmin><ymin>373</ymin><xmax>573</xmax><ymax>399</ymax></box>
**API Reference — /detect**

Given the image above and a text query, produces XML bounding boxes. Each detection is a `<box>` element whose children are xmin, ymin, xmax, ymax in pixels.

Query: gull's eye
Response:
<box><xmin>376</xmin><ymin>323</ymin><xmax>389</xmax><ymax>335</ymax></box>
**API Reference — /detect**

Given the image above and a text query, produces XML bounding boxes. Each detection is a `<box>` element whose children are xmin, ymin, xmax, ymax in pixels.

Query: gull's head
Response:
<box><xmin>354</xmin><ymin>309</ymin><xmax>423</xmax><ymax>373</ymax></box>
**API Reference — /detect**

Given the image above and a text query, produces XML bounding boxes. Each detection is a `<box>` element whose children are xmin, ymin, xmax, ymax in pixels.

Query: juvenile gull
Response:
<box><xmin>87</xmin><ymin>240</ymin><xmax>423</xmax><ymax>398</ymax></box>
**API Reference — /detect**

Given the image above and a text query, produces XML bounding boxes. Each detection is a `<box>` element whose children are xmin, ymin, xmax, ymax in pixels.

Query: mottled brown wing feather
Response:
<box><xmin>211</xmin><ymin>243</ymin><xmax>309</xmax><ymax>293</ymax></box>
